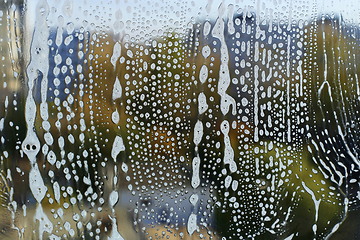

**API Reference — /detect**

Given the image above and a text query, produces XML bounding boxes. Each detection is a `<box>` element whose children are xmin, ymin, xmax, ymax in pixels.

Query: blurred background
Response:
<box><xmin>0</xmin><ymin>0</ymin><xmax>360</xmax><ymax>239</ymax></box>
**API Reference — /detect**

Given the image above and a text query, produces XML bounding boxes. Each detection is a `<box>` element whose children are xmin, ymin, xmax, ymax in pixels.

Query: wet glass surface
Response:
<box><xmin>1</xmin><ymin>0</ymin><xmax>360</xmax><ymax>239</ymax></box>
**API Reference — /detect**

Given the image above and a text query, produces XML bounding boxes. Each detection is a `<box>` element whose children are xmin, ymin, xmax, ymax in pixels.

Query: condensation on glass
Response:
<box><xmin>0</xmin><ymin>0</ymin><xmax>360</xmax><ymax>239</ymax></box>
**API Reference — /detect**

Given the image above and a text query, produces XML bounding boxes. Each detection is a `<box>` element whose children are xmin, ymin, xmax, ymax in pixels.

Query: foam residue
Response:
<box><xmin>111</xmin><ymin>42</ymin><xmax>121</xmax><ymax>70</ymax></box>
<box><xmin>199</xmin><ymin>65</ymin><xmax>208</xmax><ymax>84</ymax></box>
<box><xmin>29</xmin><ymin>166</ymin><xmax>47</xmax><ymax>203</ymax></box>
<box><xmin>112</xmin><ymin>76</ymin><xmax>122</xmax><ymax>101</ymax></box>
<box><xmin>221</xmin><ymin>120</ymin><xmax>237</xmax><ymax>173</ymax></box>
<box><xmin>198</xmin><ymin>92</ymin><xmax>208</xmax><ymax>114</ymax></box>
<box><xmin>193</xmin><ymin>120</ymin><xmax>203</xmax><ymax>147</ymax></box>
<box><xmin>108</xmin><ymin>215</ymin><xmax>124</xmax><ymax>240</ymax></box>
<box><xmin>35</xmin><ymin>204</ymin><xmax>53</xmax><ymax>240</ymax></box>
<box><xmin>302</xmin><ymin>181</ymin><xmax>321</xmax><ymax>236</ymax></box>
<box><xmin>187</xmin><ymin>213</ymin><xmax>198</xmax><ymax>235</ymax></box>
<box><xmin>23</xmin><ymin>1</ymin><xmax>52</xmax><ymax>239</ymax></box>
<box><xmin>111</xmin><ymin>136</ymin><xmax>125</xmax><ymax>162</ymax></box>
<box><xmin>212</xmin><ymin>2</ymin><xmax>236</xmax><ymax>116</ymax></box>
<box><xmin>109</xmin><ymin>191</ymin><xmax>119</xmax><ymax>208</ymax></box>
<box><xmin>111</xmin><ymin>108</ymin><xmax>120</xmax><ymax>124</ymax></box>
<box><xmin>191</xmin><ymin>156</ymin><xmax>200</xmax><ymax>189</ymax></box>
<box><xmin>53</xmin><ymin>181</ymin><xmax>60</xmax><ymax>203</ymax></box>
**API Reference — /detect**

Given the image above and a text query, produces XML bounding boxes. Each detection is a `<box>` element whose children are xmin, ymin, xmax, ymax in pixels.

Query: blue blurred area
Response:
<box><xmin>33</xmin><ymin>27</ymin><xmax>86</xmax><ymax>104</ymax></box>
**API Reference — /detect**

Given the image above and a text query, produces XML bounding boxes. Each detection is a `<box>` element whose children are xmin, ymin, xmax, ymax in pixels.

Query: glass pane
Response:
<box><xmin>1</xmin><ymin>0</ymin><xmax>360</xmax><ymax>239</ymax></box>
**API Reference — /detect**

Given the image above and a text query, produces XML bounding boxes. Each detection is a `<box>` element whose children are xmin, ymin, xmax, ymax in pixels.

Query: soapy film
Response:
<box><xmin>0</xmin><ymin>0</ymin><xmax>360</xmax><ymax>239</ymax></box>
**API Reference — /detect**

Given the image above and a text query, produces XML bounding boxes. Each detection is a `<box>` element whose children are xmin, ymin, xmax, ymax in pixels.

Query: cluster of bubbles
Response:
<box><xmin>0</xmin><ymin>0</ymin><xmax>360</xmax><ymax>240</ymax></box>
